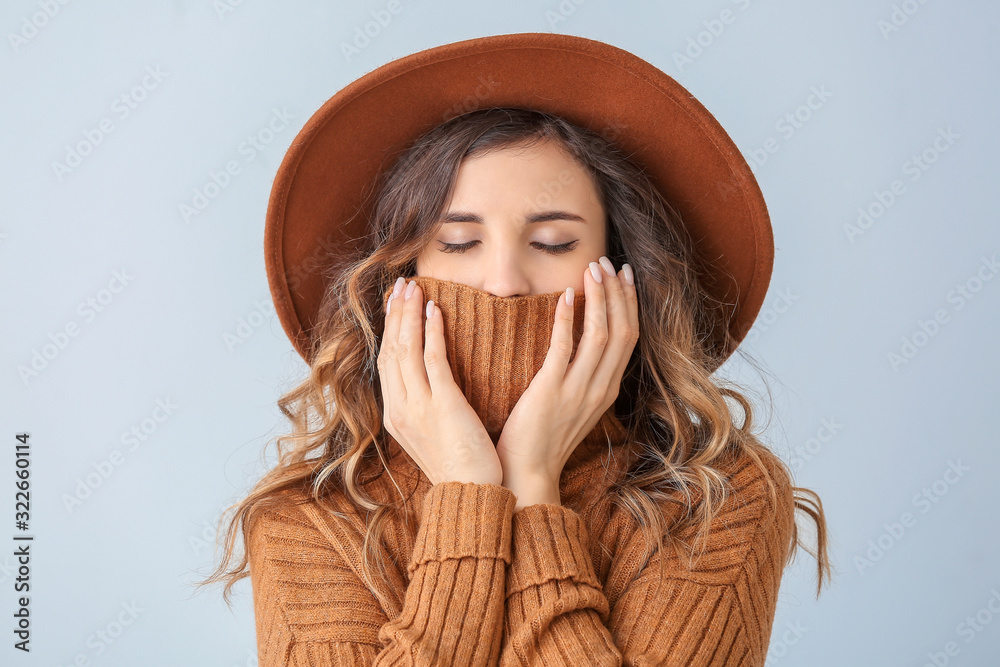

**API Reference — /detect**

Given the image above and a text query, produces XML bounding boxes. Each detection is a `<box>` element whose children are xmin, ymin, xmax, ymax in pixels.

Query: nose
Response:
<box><xmin>479</xmin><ymin>250</ymin><xmax>532</xmax><ymax>297</ymax></box>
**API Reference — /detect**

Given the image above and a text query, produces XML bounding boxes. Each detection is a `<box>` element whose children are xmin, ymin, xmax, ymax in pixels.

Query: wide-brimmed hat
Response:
<box><xmin>264</xmin><ymin>31</ymin><xmax>773</xmax><ymax>370</ymax></box>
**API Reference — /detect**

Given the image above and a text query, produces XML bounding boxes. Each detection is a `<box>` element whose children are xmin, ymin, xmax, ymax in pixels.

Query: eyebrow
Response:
<box><xmin>440</xmin><ymin>210</ymin><xmax>587</xmax><ymax>225</ymax></box>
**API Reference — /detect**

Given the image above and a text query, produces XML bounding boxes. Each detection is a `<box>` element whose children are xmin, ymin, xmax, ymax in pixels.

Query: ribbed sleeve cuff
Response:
<box><xmin>506</xmin><ymin>503</ymin><xmax>601</xmax><ymax>597</ymax></box>
<box><xmin>408</xmin><ymin>481</ymin><xmax>517</xmax><ymax>574</ymax></box>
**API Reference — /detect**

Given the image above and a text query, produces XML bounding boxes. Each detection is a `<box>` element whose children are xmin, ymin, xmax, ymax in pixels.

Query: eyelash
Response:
<box><xmin>439</xmin><ymin>240</ymin><xmax>579</xmax><ymax>255</ymax></box>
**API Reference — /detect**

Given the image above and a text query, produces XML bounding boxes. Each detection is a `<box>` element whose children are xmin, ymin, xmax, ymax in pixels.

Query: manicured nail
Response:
<box><xmin>598</xmin><ymin>256</ymin><xmax>615</xmax><ymax>277</ymax></box>
<box><xmin>623</xmin><ymin>263</ymin><xmax>634</xmax><ymax>286</ymax></box>
<box><xmin>392</xmin><ymin>276</ymin><xmax>405</xmax><ymax>299</ymax></box>
<box><xmin>404</xmin><ymin>280</ymin><xmax>416</xmax><ymax>300</ymax></box>
<box><xmin>589</xmin><ymin>262</ymin><xmax>603</xmax><ymax>283</ymax></box>
<box><xmin>565</xmin><ymin>287</ymin><xmax>574</xmax><ymax>306</ymax></box>
<box><xmin>426</xmin><ymin>299</ymin><xmax>434</xmax><ymax>319</ymax></box>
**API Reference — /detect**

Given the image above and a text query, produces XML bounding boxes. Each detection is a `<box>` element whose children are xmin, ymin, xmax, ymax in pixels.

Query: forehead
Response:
<box><xmin>449</xmin><ymin>140</ymin><xmax>603</xmax><ymax>213</ymax></box>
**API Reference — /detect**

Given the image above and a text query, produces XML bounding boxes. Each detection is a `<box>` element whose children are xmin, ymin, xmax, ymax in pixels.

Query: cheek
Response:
<box><xmin>415</xmin><ymin>253</ymin><xmax>469</xmax><ymax>285</ymax></box>
<box><xmin>570</xmin><ymin>242</ymin><xmax>604</xmax><ymax>286</ymax></box>
<box><xmin>414</xmin><ymin>247</ymin><xmax>441</xmax><ymax>278</ymax></box>
<box><xmin>557</xmin><ymin>262</ymin><xmax>590</xmax><ymax>294</ymax></box>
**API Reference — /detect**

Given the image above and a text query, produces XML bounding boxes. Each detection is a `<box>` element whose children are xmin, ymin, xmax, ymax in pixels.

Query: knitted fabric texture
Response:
<box><xmin>247</xmin><ymin>276</ymin><xmax>798</xmax><ymax>666</ymax></box>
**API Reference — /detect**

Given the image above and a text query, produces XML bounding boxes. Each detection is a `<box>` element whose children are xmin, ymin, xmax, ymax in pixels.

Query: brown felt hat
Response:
<box><xmin>264</xmin><ymin>32</ymin><xmax>773</xmax><ymax>370</ymax></box>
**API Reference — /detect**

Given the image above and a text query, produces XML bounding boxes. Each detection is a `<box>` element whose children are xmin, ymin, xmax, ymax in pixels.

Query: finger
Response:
<box><xmin>381</xmin><ymin>279</ymin><xmax>430</xmax><ymax>471</ymax></box>
<box><xmin>396</xmin><ymin>280</ymin><xmax>431</xmax><ymax>399</ymax></box>
<box><xmin>598</xmin><ymin>255</ymin><xmax>629</xmax><ymax>354</ymax></box>
<box><xmin>565</xmin><ymin>261</ymin><xmax>609</xmax><ymax>389</ymax></box>
<box><xmin>379</xmin><ymin>277</ymin><xmax>407</xmax><ymax>403</ymax></box>
<box><xmin>537</xmin><ymin>285</ymin><xmax>577</xmax><ymax>380</ymax></box>
<box><xmin>621</xmin><ymin>263</ymin><xmax>639</xmax><ymax>360</ymax></box>
<box><xmin>589</xmin><ymin>257</ymin><xmax>635</xmax><ymax>391</ymax></box>
<box><xmin>422</xmin><ymin>299</ymin><xmax>454</xmax><ymax>394</ymax></box>
<box><xmin>621</xmin><ymin>263</ymin><xmax>639</xmax><ymax>337</ymax></box>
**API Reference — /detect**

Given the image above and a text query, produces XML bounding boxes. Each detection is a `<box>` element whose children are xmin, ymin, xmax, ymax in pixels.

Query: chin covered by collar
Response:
<box><xmin>380</xmin><ymin>275</ymin><xmax>627</xmax><ymax>484</ymax></box>
<box><xmin>382</xmin><ymin>276</ymin><xmax>585</xmax><ymax>442</ymax></box>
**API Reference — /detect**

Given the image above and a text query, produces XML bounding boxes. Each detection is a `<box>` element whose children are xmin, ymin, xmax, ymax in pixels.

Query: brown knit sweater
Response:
<box><xmin>248</xmin><ymin>276</ymin><xmax>798</xmax><ymax>666</ymax></box>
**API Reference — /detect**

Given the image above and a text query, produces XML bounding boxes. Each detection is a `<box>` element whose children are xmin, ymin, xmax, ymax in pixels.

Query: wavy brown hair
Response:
<box><xmin>196</xmin><ymin>107</ymin><xmax>833</xmax><ymax>608</ymax></box>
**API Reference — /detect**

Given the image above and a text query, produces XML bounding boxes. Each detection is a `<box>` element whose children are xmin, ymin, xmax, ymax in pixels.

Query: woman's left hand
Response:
<box><xmin>496</xmin><ymin>257</ymin><xmax>638</xmax><ymax>496</ymax></box>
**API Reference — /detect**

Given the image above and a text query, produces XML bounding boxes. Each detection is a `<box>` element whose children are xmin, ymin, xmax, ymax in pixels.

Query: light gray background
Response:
<box><xmin>3</xmin><ymin>1</ymin><xmax>998</xmax><ymax>665</ymax></box>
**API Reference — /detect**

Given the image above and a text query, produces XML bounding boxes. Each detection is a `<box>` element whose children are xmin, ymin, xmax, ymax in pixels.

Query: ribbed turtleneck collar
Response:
<box><xmin>378</xmin><ymin>276</ymin><xmax>629</xmax><ymax>501</ymax></box>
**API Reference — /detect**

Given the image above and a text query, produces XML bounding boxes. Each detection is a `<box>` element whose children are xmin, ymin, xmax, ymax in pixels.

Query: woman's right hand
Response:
<box><xmin>377</xmin><ymin>277</ymin><xmax>503</xmax><ymax>487</ymax></box>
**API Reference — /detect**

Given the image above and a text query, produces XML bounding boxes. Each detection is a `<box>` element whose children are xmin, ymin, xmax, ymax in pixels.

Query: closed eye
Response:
<box><xmin>439</xmin><ymin>240</ymin><xmax>579</xmax><ymax>255</ymax></box>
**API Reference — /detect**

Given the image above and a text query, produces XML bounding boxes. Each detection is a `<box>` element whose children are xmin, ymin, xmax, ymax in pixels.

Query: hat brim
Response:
<box><xmin>265</xmin><ymin>32</ymin><xmax>772</xmax><ymax>368</ymax></box>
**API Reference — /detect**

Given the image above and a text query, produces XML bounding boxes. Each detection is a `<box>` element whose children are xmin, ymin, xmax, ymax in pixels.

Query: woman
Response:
<box><xmin>199</xmin><ymin>33</ymin><xmax>831</xmax><ymax>665</ymax></box>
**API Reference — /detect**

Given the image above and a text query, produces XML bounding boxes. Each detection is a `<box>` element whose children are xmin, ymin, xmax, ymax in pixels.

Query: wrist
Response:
<box><xmin>503</xmin><ymin>471</ymin><xmax>561</xmax><ymax>511</ymax></box>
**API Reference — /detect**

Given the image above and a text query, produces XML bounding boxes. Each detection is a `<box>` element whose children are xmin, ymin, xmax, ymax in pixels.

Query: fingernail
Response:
<box><xmin>623</xmin><ymin>263</ymin><xmax>634</xmax><ymax>286</ymax></box>
<box><xmin>599</xmin><ymin>256</ymin><xmax>615</xmax><ymax>276</ymax></box>
<box><xmin>404</xmin><ymin>279</ymin><xmax>416</xmax><ymax>300</ymax></box>
<box><xmin>589</xmin><ymin>262</ymin><xmax>603</xmax><ymax>283</ymax></box>
<box><xmin>426</xmin><ymin>299</ymin><xmax>434</xmax><ymax>319</ymax></box>
<box><xmin>392</xmin><ymin>276</ymin><xmax>405</xmax><ymax>299</ymax></box>
<box><xmin>565</xmin><ymin>287</ymin><xmax>574</xmax><ymax>306</ymax></box>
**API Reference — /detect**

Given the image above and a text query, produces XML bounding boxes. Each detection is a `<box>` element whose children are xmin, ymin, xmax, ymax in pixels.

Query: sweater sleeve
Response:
<box><xmin>498</xmin><ymin>452</ymin><xmax>797</xmax><ymax>666</ymax></box>
<box><xmin>248</xmin><ymin>481</ymin><xmax>518</xmax><ymax>666</ymax></box>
